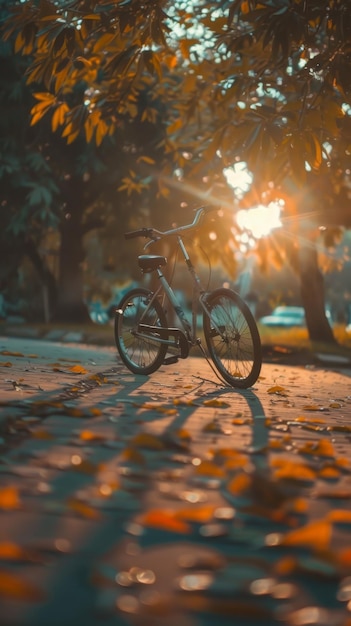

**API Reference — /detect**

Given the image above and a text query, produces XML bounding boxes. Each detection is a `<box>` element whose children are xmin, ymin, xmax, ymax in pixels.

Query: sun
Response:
<box><xmin>236</xmin><ymin>202</ymin><xmax>283</xmax><ymax>239</ymax></box>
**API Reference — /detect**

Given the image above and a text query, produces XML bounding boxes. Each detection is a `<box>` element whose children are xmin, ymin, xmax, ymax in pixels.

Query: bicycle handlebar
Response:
<box><xmin>124</xmin><ymin>205</ymin><xmax>216</xmax><ymax>241</ymax></box>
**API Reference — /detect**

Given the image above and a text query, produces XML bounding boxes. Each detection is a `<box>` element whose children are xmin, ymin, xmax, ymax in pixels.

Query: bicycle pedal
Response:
<box><xmin>163</xmin><ymin>355</ymin><xmax>179</xmax><ymax>365</ymax></box>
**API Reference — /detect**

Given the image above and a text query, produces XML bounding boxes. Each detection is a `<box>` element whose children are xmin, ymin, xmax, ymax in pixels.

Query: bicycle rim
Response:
<box><xmin>203</xmin><ymin>288</ymin><xmax>262</xmax><ymax>388</ymax></box>
<box><xmin>114</xmin><ymin>288</ymin><xmax>168</xmax><ymax>375</ymax></box>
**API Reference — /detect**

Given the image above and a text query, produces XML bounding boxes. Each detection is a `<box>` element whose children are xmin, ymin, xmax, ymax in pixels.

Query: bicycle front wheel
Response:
<box><xmin>203</xmin><ymin>288</ymin><xmax>262</xmax><ymax>388</ymax></box>
<box><xmin>114</xmin><ymin>288</ymin><xmax>168</xmax><ymax>375</ymax></box>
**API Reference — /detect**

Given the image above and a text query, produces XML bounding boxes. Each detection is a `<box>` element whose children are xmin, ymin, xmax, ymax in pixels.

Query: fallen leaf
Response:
<box><xmin>203</xmin><ymin>399</ymin><xmax>230</xmax><ymax>408</ymax></box>
<box><xmin>281</xmin><ymin>519</ymin><xmax>332</xmax><ymax>551</ymax></box>
<box><xmin>0</xmin><ymin>362</ymin><xmax>12</xmax><ymax>367</ymax></box>
<box><xmin>121</xmin><ymin>447</ymin><xmax>146</xmax><ymax>465</ymax></box>
<box><xmin>31</xmin><ymin>429</ymin><xmax>54</xmax><ymax>440</ymax></box>
<box><xmin>79</xmin><ymin>430</ymin><xmax>104</xmax><ymax>442</ymax></box>
<box><xmin>67</xmin><ymin>498</ymin><xmax>101</xmax><ymax>519</ymax></box>
<box><xmin>173</xmin><ymin>398</ymin><xmax>196</xmax><ymax>406</ymax></box>
<box><xmin>141</xmin><ymin>509</ymin><xmax>190</xmax><ymax>534</ymax></box>
<box><xmin>298</xmin><ymin>438</ymin><xmax>335</xmax><ymax>457</ymax></box>
<box><xmin>271</xmin><ymin>459</ymin><xmax>316</xmax><ymax>482</ymax></box>
<box><xmin>302</xmin><ymin>404</ymin><xmax>323</xmax><ymax>411</ymax></box>
<box><xmin>0</xmin><ymin>569</ymin><xmax>44</xmax><ymax>601</ymax></box>
<box><xmin>131</xmin><ymin>433</ymin><xmax>165</xmax><ymax>450</ymax></box>
<box><xmin>175</xmin><ymin>504</ymin><xmax>217</xmax><ymax>523</ymax></box>
<box><xmin>227</xmin><ymin>473</ymin><xmax>251</xmax><ymax>496</ymax></box>
<box><xmin>318</xmin><ymin>466</ymin><xmax>340</xmax><ymax>479</ymax></box>
<box><xmin>0</xmin><ymin>542</ymin><xmax>26</xmax><ymax>561</ymax></box>
<box><xmin>194</xmin><ymin>460</ymin><xmax>226</xmax><ymax>478</ymax></box>
<box><xmin>69</xmin><ymin>365</ymin><xmax>89</xmax><ymax>374</ymax></box>
<box><xmin>267</xmin><ymin>385</ymin><xmax>288</xmax><ymax>396</ymax></box>
<box><xmin>328</xmin><ymin>509</ymin><xmax>351</xmax><ymax>524</ymax></box>
<box><xmin>0</xmin><ymin>486</ymin><xmax>21</xmax><ymax>510</ymax></box>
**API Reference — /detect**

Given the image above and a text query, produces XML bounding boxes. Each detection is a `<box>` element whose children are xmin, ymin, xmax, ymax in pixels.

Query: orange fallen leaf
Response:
<box><xmin>0</xmin><ymin>569</ymin><xmax>44</xmax><ymax>601</ymax></box>
<box><xmin>271</xmin><ymin>459</ymin><xmax>316</xmax><ymax>482</ymax></box>
<box><xmin>0</xmin><ymin>486</ymin><xmax>21</xmax><ymax>510</ymax></box>
<box><xmin>328</xmin><ymin>510</ymin><xmax>351</xmax><ymax>524</ymax></box>
<box><xmin>131</xmin><ymin>433</ymin><xmax>165</xmax><ymax>450</ymax></box>
<box><xmin>31</xmin><ymin>429</ymin><xmax>54</xmax><ymax>440</ymax></box>
<box><xmin>69</xmin><ymin>365</ymin><xmax>89</xmax><ymax>374</ymax></box>
<box><xmin>141</xmin><ymin>510</ymin><xmax>190</xmax><ymax>534</ymax></box>
<box><xmin>175</xmin><ymin>504</ymin><xmax>217</xmax><ymax>523</ymax></box>
<box><xmin>173</xmin><ymin>398</ymin><xmax>196</xmax><ymax>406</ymax></box>
<box><xmin>298</xmin><ymin>438</ymin><xmax>335</xmax><ymax>457</ymax></box>
<box><xmin>67</xmin><ymin>498</ymin><xmax>100</xmax><ymax>520</ymax></box>
<box><xmin>227</xmin><ymin>472</ymin><xmax>251</xmax><ymax>496</ymax></box>
<box><xmin>79</xmin><ymin>430</ymin><xmax>104</xmax><ymax>442</ymax></box>
<box><xmin>318</xmin><ymin>466</ymin><xmax>340</xmax><ymax>479</ymax></box>
<box><xmin>203</xmin><ymin>399</ymin><xmax>230</xmax><ymax>408</ymax></box>
<box><xmin>0</xmin><ymin>362</ymin><xmax>12</xmax><ymax>367</ymax></box>
<box><xmin>281</xmin><ymin>519</ymin><xmax>332</xmax><ymax>551</ymax></box>
<box><xmin>122</xmin><ymin>447</ymin><xmax>146</xmax><ymax>465</ymax></box>
<box><xmin>336</xmin><ymin>547</ymin><xmax>351</xmax><ymax>567</ymax></box>
<box><xmin>267</xmin><ymin>385</ymin><xmax>288</xmax><ymax>396</ymax></box>
<box><xmin>194</xmin><ymin>460</ymin><xmax>225</xmax><ymax>478</ymax></box>
<box><xmin>302</xmin><ymin>404</ymin><xmax>322</xmax><ymax>411</ymax></box>
<box><xmin>0</xmin><ymin>542</ymin><xmax>26</xmax><ymax>561</ymax></box>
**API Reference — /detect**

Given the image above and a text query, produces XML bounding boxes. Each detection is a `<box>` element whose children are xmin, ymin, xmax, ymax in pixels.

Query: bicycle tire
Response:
<box><xmin>203</xmin><ymin>288</ymin><xmax>262</xmax><ymax>388</ymax></box>
<box><xmin>114</xmin><ymin>288</ymin><xmax>168</xmax><ymax>375</ymax></box>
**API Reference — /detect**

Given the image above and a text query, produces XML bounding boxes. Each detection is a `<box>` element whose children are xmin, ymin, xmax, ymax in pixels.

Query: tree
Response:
<box><xmin>3</xmin><ymin>1</ymin><xmax>351</xmax><ymax>341</ymax></box>
<box><xmin>0</xmin><ymin>2</ymin><xmax>179</xmax><ymax>322</ymax></box>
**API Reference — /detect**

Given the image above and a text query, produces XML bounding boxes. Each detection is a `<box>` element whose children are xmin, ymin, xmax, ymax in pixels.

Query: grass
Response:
<box><xmin>258</xmin><ymin>323</ymin><xmax>351</xmax><ymax>360</ymax></box>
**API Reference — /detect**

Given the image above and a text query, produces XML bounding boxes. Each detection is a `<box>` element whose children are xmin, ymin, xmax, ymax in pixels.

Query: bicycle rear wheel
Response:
<box><xmin>114</xmin><ymin>288</ymin><xmax>168</xmax><ymax>375</ymax></box>
<box><xmin>203</xmin><ymin>288</ymin><xmax>262</xmax><ymax>388</ymax></box>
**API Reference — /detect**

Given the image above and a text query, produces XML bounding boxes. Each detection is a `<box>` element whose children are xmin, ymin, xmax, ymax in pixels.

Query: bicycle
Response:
<box><xmin>114</xmin><ymin>206</ymin><xmax>262</xmax><ymax>388</ymax></box>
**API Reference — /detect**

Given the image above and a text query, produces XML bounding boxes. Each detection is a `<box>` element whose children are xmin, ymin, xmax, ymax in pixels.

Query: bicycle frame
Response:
<box><xmin>133</xmin><ymin>234</ymin><xmax>214</xmax><ymax>356</ymax></box>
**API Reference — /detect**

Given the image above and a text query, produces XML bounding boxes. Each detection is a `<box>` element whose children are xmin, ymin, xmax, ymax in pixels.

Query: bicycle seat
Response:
<box><xmin>138</xmin><ymin>254</ymin><xmax>167</xmax><ymax>273</ymax></box>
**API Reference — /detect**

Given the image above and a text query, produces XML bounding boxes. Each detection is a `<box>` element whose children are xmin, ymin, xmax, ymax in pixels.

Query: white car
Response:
<box><xmin>259</xmin><ymin>306</ymin><xmax>306</xmax><ymax>327</ymax></box>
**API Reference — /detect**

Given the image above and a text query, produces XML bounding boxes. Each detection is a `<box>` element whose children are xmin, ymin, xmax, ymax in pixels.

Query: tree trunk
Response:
<box><xmin>55</xmin><ymin>213</ymin><xmax>91</xmax><ymax>323</ymax></box>
<box><xmin>298</xmin><ymin>243</ymin><xmax>336</xmax><ymax>344</ymax></box>
<box><xmin>24</xmin><ymin>238</ymin><xmax>58</xmax><ymax>321</ymax></box>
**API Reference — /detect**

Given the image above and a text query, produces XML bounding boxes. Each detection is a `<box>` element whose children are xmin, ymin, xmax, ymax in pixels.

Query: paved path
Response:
<box><xmin>1</xmin><ymin>337</ymin><xmax>351</xmax><ymax>626</ymax></box>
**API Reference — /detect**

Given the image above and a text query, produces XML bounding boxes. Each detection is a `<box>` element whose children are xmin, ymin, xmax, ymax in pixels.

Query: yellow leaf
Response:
<box><xmin>0</xmin><ymin>487</ymin><xmax>20</xmax><ymax>511</ymax></box>
<box><xmin>137</xmin><ymin>155</ymin><xmax>156</xmax><ymax>165</ymax></box>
